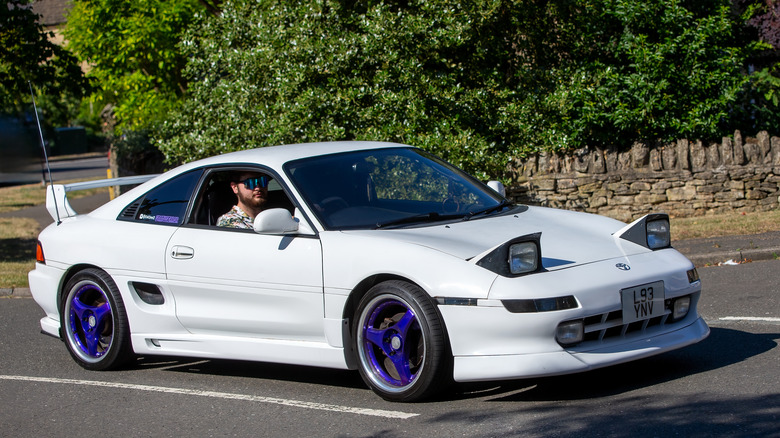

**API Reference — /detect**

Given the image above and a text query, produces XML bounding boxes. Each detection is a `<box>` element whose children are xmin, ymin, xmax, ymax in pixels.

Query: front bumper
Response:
<box><xmin>451</xmin><ymin>316</ymin><xmax>709</xmax><ymax>382</ymax></box>
<box><xmin>439</xmin><ymin>248</ymin><xmax>709</xmax><ymax>382</ymax></box>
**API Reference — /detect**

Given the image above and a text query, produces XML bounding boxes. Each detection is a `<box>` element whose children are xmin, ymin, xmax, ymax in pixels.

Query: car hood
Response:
<box><xmin>344</xmin><ymin>206</ymin><xmax>650</xmax><ymax>271</ymax></box>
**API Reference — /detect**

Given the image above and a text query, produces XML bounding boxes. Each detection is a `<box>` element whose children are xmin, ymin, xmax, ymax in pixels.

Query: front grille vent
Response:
<box><xmin>582</xmin><ymin>307</ymin><xmax>671</xmax><ymax>343</ymax></box>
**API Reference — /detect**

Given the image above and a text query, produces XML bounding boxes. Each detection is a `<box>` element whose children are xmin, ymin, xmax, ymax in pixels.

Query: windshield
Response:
<box><xmin>285</xmin><ymin>147</ymin><xmax>508</xmax><ymax>230</ymax></box>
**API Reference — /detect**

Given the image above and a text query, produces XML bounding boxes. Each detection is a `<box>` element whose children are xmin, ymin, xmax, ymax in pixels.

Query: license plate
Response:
<box><xmin>621</xmin><ymin>281</ymin><xmax>665</xmax><ymax>324</ymax></box>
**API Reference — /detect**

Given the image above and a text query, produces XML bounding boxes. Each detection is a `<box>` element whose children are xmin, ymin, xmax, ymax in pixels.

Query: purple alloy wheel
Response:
<box><xmin>359</xmin><ymin>296</ymin><xmax>425</xmax><ymax>392</ymax></box>
<box><xmin>67</xmin><ymin>283</ymin><xmax>114</xmax><ymax>362</ymax></box>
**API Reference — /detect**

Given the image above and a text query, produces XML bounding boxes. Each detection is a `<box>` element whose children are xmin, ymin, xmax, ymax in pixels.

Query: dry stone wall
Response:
<box><xmin>507</xmin><ymin>131</ymin><xmax>780</xmax><ymax>222</ymax></box>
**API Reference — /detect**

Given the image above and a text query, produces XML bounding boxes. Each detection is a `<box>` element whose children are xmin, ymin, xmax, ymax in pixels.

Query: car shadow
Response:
<box><xmin>132</xmin><ymin>355</ymin><xmax>366</xmax><ymax>390</ymax></box>
<box><xmin>0</xmin><ymin>237</ymin><xmax>37</xmax><ymax>263</ymax></box>
<box><xmin>446</xmin><ymin>327</ymin><xmax>778</xmax><ymax>402</ymax></box>
<box><xmin>425</xmin><ymin>391</ymin><xmax>780</xmax><ymax>438</ymax></box>
<box><xmin>128</xmin><ymin>326</ymin><xmax>777</xmax><ymax>401</ymax></box>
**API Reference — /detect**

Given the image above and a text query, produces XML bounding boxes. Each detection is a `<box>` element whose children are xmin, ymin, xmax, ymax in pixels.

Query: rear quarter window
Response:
<box><xmin>118</xmin><ymin>170</ymin><xmax>203</xmax><ymax>225</ymax></box>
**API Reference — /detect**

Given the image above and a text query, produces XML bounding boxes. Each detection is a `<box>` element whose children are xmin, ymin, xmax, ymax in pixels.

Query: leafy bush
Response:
<box><xmin>157</xmin><ymin>0</ymin><xmax>775</xmax><ymax>179</ymax></box>
<box><xmin>1</xmin><ymin>0</ymin><xmax>88</xmax><ymax>122</ymax></box>
<box><xmin>64</xmin><ymin>0</ymin><xmax>203</xmax><ymax>133</ymax></box>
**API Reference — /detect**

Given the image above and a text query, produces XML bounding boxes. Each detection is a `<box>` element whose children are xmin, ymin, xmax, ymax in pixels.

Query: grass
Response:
<box><xmin>0</xmin><ymin>178</ymin><xmax>778</xmax><ymax>288</ymax></box>
<box><xmin>0</xmin><ymin>179</ymin><xmax>108</xmax><ymax>289</ymax></box>
<box><xmin>671</xmin><ymin>209</ymin><xmax>780</xmax><ymax>240</ymax></box>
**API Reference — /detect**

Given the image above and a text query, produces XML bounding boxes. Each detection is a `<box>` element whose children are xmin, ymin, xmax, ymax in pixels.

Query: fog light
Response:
<box><xmin>673</xmin><ymin>296</ymin><xmax>691</xmax><ymax>320</ymax></box>
<box><xmin>556</xmin><ymin>320</ymin><xmax>584</xmax><ymax>346</ymax></box>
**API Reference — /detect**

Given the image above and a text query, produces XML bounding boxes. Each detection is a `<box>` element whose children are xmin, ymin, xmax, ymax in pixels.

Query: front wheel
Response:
<box><xmin>61</xmin><ymin>268</ymin><xmax>133</xmax><ymax>370</ymax></box>
<box><xmin>354</xmin><ymin>280</ymin><xmax>449</xmax><ymax>402</ymax></box>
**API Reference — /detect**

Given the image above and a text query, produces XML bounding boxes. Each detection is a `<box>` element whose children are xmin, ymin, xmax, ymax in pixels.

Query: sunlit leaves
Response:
<box><xmin>156</xmin><ymin>0</ymin><xmax>773</xmax><ymax>179</ymax></box>
<box><xmin>64</xmin><ymin>0</ymin><xmax>203</xmax><ymax>132</ymax></box>
<box><xmin>0</xmin><ymin>0</ymin><xmax>87</xmax><ymax>118</ymax></box>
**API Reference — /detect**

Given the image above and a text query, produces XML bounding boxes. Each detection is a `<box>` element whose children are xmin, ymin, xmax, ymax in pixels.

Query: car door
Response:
<box><xmin>164</xmin><ymin>170</ymin><xmax>325</xmax><ymax>342</ymax></box>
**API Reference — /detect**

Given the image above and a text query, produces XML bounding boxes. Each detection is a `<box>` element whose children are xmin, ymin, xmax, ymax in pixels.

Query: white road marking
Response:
<box><xmin>719</xmin><ymin>316</ymin><xmax>780</xmax><ymax>323</ymax></box>
<box><xmin>0</xmin><ymin>375</ymin><xmax>418</xmax><ymax>419</ymax></box>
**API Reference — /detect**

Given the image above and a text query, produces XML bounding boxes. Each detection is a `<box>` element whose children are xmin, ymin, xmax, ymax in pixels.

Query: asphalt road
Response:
<box><xmin>1</xmin><ymin>260</ymin><xmax>778</xmax><ymax>437</ymax></box>
<box><xmin>1</xmin><ymin>154</ymin><xmax>110</xmax><ymax>186</ymax></box>
<box><xmin>47</xmin><ymin>155</ymin><xmax>110</xmax><ymax>181</ymax></box>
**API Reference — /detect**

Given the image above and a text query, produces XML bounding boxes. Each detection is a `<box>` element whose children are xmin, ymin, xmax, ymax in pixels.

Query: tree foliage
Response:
<box><xmin>63</xmin><ymin>0</ymin><xmax>215</xmax><ymax>132</ymax></box>
<box><xmin>737</xmin><ymin>0</ymin><xmax>780</xmax><ymax>131</ymax></box>
<box><xmin>156</xmin><ymin>0</ymin><xmax>775</xmax><ymax>178</ymax></box>
<box><xmin>0</xmin><ymin>0</ymin><xmax>87</xmax><ymax>120</ymax></box>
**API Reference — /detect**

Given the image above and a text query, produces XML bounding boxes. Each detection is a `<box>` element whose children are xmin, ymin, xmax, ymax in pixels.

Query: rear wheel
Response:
<box><xmin>61</xmin><ymin>268</ymin><xmax>133</xmax><ymax>370</ymax></box>
<box><xmin>354</xmin><ymin>280</ymin><xmax>449</xmax><ymax>402</ymax></box>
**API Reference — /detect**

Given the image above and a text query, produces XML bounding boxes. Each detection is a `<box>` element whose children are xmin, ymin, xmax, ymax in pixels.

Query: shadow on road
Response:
<box><xmin>0</xmin><ymin>237</ymin><xmax>37</xmax><ymax>263</ymax></box>
<box><xmin>444</xmin><ymin>327</ymin><xmax>777</xmax><ymax>402</ymax></box>
<box><xmin>132</xmin><ymin>354</ymin><xmax>366</xmax><ymax>390</ymax></box>
<box><xmin>126</xmin><ymin>326</ymin><xmax>777</xmax><ymax>407</ymax></box>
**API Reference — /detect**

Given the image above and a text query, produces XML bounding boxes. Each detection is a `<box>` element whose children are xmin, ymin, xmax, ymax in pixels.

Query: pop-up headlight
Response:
<box><xmin>509</xmin><ymin>242</ymin><xmax>539</xmax><ymax>275</ymax></box>
<box><xmin>616</xmin><ymin>213</ymin><xmax>672</xmax><ymax>250</ymax></box>
<box><xmin>647</xmin><ymin>217</ymin><xmax>671</xmax><ymax>249</ymax></box>
<box><xmin>476</xmin><ymin>232</ymin><xmax>544</xmax><ymax>277</ymax></box>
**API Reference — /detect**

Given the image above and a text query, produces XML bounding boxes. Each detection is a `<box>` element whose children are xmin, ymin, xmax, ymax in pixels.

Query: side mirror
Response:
<box><xmin>253</xmin><ymin>208</ymin><xmax>300</xmax><ymax>234</ymax></box>
<box><xmin>487</xmin><ymin>180</ymin><xmax>506</xmax><ymax>197</ymax></box>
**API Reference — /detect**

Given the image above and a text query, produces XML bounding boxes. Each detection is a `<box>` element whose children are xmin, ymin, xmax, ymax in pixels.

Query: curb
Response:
<box><xmin>0</xmin><ymin>288</ymin><xmax>32</xmax><ymax>298</ymax></box>
<box><xmin>673</xmin><ymin>230</ymin><xmax>780</xmax><ymax>268</ymax></box>
<box><xmin>681</xmin><ymin>247</ymin><xmax>780</xmax><ymax>268</ymax></box>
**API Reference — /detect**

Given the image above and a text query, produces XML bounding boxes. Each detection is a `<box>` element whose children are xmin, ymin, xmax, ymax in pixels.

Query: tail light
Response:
<box><xmin>36</xmin><ymin>241</ymin><xmax>45</xmax><ymax>264</ymax></box>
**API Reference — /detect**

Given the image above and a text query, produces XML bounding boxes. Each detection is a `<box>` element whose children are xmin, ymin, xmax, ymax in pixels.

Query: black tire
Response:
<box><xmin>353</xmin><ymin>280</ymin><xmax>450</xmax><ymax>402</ymax></box>
<box><xmin>60</xmin><ymin>268</ymin><xmax>133</xmax><ymax>370</ymax></box>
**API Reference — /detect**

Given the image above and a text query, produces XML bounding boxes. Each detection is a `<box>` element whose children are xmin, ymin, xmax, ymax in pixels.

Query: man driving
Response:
<box><xmin>217</xmin><ymin>172</ymin><xmax>270</xmax><ymax>228</ymax></box>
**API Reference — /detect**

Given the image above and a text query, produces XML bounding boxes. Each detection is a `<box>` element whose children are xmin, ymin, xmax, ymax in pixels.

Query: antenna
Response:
<box><xmin>29</xmin><ymin>81</ymin><xmax>61</xmax><ymax>225</ymax></box>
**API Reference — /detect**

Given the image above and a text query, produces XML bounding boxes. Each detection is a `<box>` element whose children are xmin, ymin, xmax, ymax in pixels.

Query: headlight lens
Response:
<box><xmin>509</xmin><ymin>242</ymin><xmax>538</xmax><ymax>275</ymax></box>
<box><xmin>476</xmin><ymin>232</ymin><xmax>542</xmax><ymax>277</ymax></box>
<box><xmin>646</xmin><ymin>218</ymin><xmax>671</xmax><ymax>249</ymax></box>
<box><xmin>556</xmin><ymin>320</ymin><xmax>584</xmax><ymax>346</ymax></box>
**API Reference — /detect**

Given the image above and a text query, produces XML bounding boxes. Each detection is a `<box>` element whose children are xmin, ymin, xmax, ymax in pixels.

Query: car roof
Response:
<box><xmin>173</xmin><ymin>141</ymin><xmax>408</xmax><ymax>174</ymax></box>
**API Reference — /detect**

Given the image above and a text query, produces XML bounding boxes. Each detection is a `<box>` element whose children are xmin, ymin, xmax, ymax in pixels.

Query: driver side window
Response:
<box><xmin>192</xmin><ymin>173</ymin><xmax>236</xmax><ymax>226</ymax></box>
<box><xmin>189</xmin><ymin>169</ymin><xmax>295</xmax><ymax>228</ymax></box>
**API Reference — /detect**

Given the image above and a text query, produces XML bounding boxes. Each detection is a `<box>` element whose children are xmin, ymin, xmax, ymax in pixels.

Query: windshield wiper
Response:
<box><xmin>375</xmin><ymin>212</ymin><xmax>466</xmax><ymax>229</ymax></box>
<box><xmin>465</xmin><ymin>200</ymin><xmax>514</xmax><ymax>220</ymax></box>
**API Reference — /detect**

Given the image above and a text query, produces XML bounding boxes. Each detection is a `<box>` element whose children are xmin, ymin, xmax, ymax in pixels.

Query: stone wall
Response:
<box><xmin>507</xmin><ymin>131</ymin><xmax>780</xmax><ymax>222</ymax></box>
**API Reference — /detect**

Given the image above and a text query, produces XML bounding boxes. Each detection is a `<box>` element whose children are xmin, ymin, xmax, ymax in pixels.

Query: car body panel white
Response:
<box><xmin>165</xmin><ymin>227</ymin><xmax>325</xmax><ymax>340</ymax></box>
<box><xmin>28</xmin><ymin>141</ymin><xmax>709</xmax><ymax>394</ymax></box>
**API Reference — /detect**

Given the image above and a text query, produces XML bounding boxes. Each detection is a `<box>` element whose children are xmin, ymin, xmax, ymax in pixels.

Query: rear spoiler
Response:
<box><xmin>46</xmin><ymin>174</ymin><xmax>159</xmax><ymax>223</ymax></box>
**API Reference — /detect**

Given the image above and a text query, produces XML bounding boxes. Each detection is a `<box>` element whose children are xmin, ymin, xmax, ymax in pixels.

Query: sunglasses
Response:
<box><xmin>238</xmin><ymin>176</ymin><xmax>269</xmax><ymax>190</ymax></box>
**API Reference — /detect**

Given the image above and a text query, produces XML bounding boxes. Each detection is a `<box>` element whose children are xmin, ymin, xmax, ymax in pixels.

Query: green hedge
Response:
<box><xmin>156</xmin><ymin>0</ymin><xmax>777</xmax><ymax>179</ymax></box>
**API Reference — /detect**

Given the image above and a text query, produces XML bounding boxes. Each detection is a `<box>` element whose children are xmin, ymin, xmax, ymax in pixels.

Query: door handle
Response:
<box><xmin>170</xmin><ymin>245</ymin><xmax>194</xmax><ymax>259</ymax></box>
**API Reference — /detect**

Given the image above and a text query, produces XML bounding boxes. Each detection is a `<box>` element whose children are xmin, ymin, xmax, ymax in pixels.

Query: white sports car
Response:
<box><xmin>29</xmin><ymin>141</ymin><xmax>709</xmax><ymax>402</ymax></box>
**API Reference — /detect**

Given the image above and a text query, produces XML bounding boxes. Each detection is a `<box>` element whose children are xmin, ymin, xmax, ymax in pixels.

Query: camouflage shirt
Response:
<box><xmin>216</xmin><ymin>205</ymin><xmax>254</xmax><ymax>229</ymax></box>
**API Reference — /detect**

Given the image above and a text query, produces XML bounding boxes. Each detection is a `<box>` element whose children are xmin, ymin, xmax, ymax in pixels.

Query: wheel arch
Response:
<box><xmin>341</xmin><ymin>274</ymin><xmax>453</xmax><ymax>376</ymax></box>
<box><xmin>57</xmin><ymin>264</ymin><xmax>107</xmax><ymax>311</ymax></box>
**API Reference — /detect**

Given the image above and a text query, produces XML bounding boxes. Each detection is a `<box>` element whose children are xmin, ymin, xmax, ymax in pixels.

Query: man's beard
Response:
<box><xmin>238</xmin><ymin>190</ymin><xmax>266</xmax><ymax>210</ymax></box>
